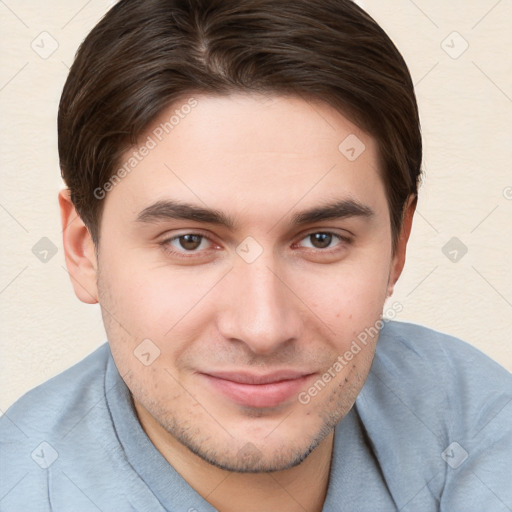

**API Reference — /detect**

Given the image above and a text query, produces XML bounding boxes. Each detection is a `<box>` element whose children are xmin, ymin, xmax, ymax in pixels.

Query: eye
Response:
<box><xmin>163</xmin><ymin>233</ymin><xmax>213</xmax><ymax>255</ymax></box>
<box><xmin>297</xmin><ymin>232</ymin><xmax>350</xmax><ymax>250</ymax></box>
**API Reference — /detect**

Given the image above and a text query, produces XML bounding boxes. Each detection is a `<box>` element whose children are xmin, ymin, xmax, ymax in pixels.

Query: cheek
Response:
<box><xmin>100</xmin><ymin>252</ymin><xmax>210</xmax><ymax>339</ymax></box>
<box><xmin>292</xmin><ymin>257</ymin><xmax>390</xmax><ymax>328</ymax></box>
<box><xmin>98</xmin><ymin>253</ymin><xmax>226</xmax><ymax>377</ymax></box>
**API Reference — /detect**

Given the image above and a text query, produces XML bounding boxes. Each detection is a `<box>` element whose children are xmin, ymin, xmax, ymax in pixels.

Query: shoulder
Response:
<box><xmin>0</xmin><ymin>344</ymin><xmax>112</xmax><ymax>511</ymax></box>
<box><xmin>376</xmin><ymin>319</ymin><xmax>511</xmax><ymax>377</ymax></box>
<box><xmin>375</xmin><ymin>320</ymin><xmax>512</xmax><ymax>409</ymax></box>
<box><xmin>370</xmin><ymin>320</ymin><xmax>512</xmax><ymax>440</ymax></box>
<box><xmin>356</xmin><ymin>320</ymin><xmax>512</xmax><ymax>510</ymax></box>
<box><xmin>1</xmin><ymin>343</ymin><xmax>111</xmax><ymax>439</ymax></box>
<box><xmin>0</xmin><ymin>344</ymin><xmax>169</xmax><ymax>511</ymax></box>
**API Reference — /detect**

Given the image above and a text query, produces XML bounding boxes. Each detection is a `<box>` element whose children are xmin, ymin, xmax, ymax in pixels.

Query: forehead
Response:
<box><xmin>103</xmin><ymin>93</ymin><xmax>387</xmax><ymax>228</ymax></box>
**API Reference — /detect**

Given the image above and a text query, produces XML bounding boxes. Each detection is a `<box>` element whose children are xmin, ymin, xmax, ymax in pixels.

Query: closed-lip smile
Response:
<box><xmin>199</xmin><ymin>370</ymin><xmax>316</xmax><ymax>408</ymax></box>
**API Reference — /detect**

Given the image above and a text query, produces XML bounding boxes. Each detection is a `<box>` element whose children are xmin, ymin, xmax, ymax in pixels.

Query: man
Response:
<box><xmin>1</xmin><ymin>0</ymin><xmax>510</xmax><ymax>510</ymax></box>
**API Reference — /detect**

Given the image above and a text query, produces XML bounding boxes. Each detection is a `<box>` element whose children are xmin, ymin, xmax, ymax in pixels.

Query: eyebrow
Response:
<box><xmin>290</xmin><ymin>199</ymin><xmax>374</xmax><ymax>225</ymax></box>
<box><xmin>136</xmin><ymin>201</ymin><xmax>236</xmax><ymax>228</ymax></box>
<box><xmin>135</xmin><ymin>198</ymin><xmax>374</xmax><ymax>228</ymax></box>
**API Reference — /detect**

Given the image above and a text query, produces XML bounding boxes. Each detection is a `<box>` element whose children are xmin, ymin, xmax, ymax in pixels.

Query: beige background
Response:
<box><xmin>1</xmin><ymin>0</ymin><xmax>511</xmax><ymax>411</ymax></box>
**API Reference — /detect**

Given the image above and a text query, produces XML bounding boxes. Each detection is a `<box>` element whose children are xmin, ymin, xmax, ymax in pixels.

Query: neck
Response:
<box><xmin>135</xmin><ymin>401</ymin><xmax>334</xmax><ymax>512</ymax></box>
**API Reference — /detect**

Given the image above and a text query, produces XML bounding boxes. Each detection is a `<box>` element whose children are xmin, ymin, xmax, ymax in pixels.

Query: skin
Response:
<box><xmin>60</xmin><ymin>93</ymin><xmax>415</xmax><ymax>512</ymax></box>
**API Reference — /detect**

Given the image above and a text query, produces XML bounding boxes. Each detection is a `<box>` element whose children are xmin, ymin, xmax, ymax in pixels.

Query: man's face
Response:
<box><xmin>96</xmin><ymin>93</ymin><xmax>399</xmax><ymax>472</ymax></box>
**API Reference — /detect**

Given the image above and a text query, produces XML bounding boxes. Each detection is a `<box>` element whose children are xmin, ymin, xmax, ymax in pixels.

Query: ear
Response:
<box><xmin>59</xmin><ymin>189</ymin><xmax>99</xmax><ymax>304</ymax></box>
<box><xmin>387</xmin><ymin>195</ymin><xmax>417</xmax><ymax>298</ymax></box>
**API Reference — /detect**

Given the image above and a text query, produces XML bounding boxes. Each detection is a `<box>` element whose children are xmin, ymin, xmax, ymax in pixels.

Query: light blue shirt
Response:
<box><xmin>1</xmin><ymin>321</ymin><xmax>511</xmax><ymax>511</ymax></box>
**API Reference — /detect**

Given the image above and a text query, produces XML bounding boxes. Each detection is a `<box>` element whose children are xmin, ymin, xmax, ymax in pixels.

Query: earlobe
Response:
<box><xmin>58</xmin><ymin>189</ymin><xmax>99</xmax><ymax>304</ymax></box>
<box><xmin>387</xmin><ymin>195</ymin><xmax>417</xmax><ymax>298</ymax></box>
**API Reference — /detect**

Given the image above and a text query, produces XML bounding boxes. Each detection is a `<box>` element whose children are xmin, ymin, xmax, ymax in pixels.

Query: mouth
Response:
<box><xmin>199</xmin><ymin>370</ymin><xmax>316</xmax><ymax>408</ymax></box>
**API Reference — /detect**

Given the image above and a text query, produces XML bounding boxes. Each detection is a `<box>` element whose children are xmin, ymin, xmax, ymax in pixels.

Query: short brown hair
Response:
<box><xmin>58</xmin><ymin>0</ymin><xmax>422</xmax><ymax>248</ymax></box>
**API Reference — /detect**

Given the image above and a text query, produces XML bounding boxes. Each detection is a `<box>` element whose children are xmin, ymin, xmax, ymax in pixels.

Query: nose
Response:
<box><xmin>216</xmin><ymin>255</ymin><xmax>303</xmax><ymax>356</ymax></box>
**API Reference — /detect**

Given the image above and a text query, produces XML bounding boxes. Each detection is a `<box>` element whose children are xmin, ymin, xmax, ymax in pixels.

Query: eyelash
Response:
<box><xmin>159</xmin><ymin>231</ymin><xmax>352</xmax><ymax>259</ymax></box>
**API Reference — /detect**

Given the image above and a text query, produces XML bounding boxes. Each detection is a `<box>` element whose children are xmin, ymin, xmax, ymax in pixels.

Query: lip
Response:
<box><xmin>200</xmin><ymin>370</ymin><xmax>315</xmax><ymax>408</ymax></box>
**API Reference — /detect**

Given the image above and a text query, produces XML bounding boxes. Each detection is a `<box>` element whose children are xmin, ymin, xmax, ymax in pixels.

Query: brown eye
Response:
<box><xmin>177</xmin><ymin>234</ymin><xmax>203</xmax><ymax>251</ymax></box>
<box><xmin>299</xmin><ymin>232</ymin><xmax>339</xmax><ymax>250</ymax></box>
<box><xmin>309</xmin><ymin>233</ymin><xmax>333</xmax><ymax>249</ymax></box>
<box><xmin>163</xmin><ymin>233</ymin><xmax>212</xmax><ymax>255</ymax></box>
